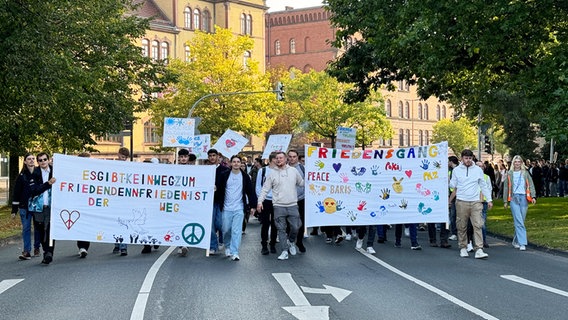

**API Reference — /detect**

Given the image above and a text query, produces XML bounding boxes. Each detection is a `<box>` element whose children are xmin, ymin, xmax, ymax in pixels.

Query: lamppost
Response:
<box><xmin>405</xmin><ymin>98</ymin><xmax>421</xmax><ymax>146</ymax></box>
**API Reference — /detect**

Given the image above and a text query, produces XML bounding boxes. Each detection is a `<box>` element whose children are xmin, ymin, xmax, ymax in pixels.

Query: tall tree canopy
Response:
<box><xmin>150</xmin><ymin>27</ymin><xmax>278</xmax><ymax>140</ymax></box>
<box><xmin>431</xmin><ymin>117</ymin><xmax>477</xmax><ymax>156</ymax></box>
<box><xmin>326</xmin><ymin>0</ymin><xmax>568</xmax><ymax>140</ymax></box>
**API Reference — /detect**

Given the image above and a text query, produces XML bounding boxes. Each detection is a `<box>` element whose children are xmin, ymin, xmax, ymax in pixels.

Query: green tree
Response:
<box><xmin>0</xmin><ymin>0</ymin><xmax>170</xmax><ymax>199</ymax></box>
<box><xmin>285</xmin><ymin>70</ymin><xmax>392</xmax><ymax>147</ymax></box>
<box><xmin>431</xmin><ymin>118</ymin><xmax>477</xmax><ymax>155</ymax></box>
<box><xmin>150</xmin><ymin>27</ymin><xmax>277</xmax><ymax>141</ymax></box>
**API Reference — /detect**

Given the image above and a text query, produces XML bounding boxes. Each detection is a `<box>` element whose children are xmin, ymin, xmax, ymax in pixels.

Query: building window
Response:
<box><xmin>398</xmin><ymin>80</ymin><xmax>404</xmax><ymax>91</ymax></box>
<box><xmin>304</xmin><ymin>37</ymin><xmax>310</xmax><ymax>52</ymax></box>
<box><xmin>193</xmin><ymin>9</ymin><xmax>201</xmax><ymax>30</ymax></box>
<box><xmin>144</xmin><ymin>121</ymin><xmax>159</xmax><ymax>143</ymax></box>
<box><xmin>405</xmin><ymin>102</ymin><xmax>410</xmax><ymax>119</ymax></box>
<box><xmin>290</xmin><ymin>38</ymin><xmax>296</xmax><ymax>54</ymax></box>
<box><xmin>405</xmin><ymin>81</ymin><xmax>410</xmax><ymax>91</ymax></box>
<box><xmin>398</xmin><ymin>101</ymin><xmax>403</xmax><ymax>118</ymax></box>
<box><xmin>151</xmin><ymin>40</ymin><xmax>159</xmax><ymax>61</ymax></box>
<box><xmin>424</xmin><ymin>104</ymin><xmax>429</xmax><ymax>120</ymax></box>
<box><xmin>184</xmin><ymin>45</ymin><xmax>190</xmax><ymax>62</ymax></box>
<box><xmin>141</xmin><ymin>39</ymin><xmax>149</xmax><ymax>57</ymax></box>
<box><xmin>388</xmin><ymin>139</ymin><xmax>393</xmax><ymax>147</ymax></box>
<box><xmin>161</xmin><ymin>42</ymin><xmax>169</xmax><ymax>63</ymax></box>
<box><xmin>96</xmin><ymin>133</ymin><xmax>122</xmax><ymax>143</ymax></box>
<box><xmin>243</xmin><ymin>51</ymin><xmax>251</xmax><ymax>68</ymax></box>
<box><xmin>385</xmin><ymin>100</ymin><xmax>391</xmax><ymax>117</ymax></box>
<box><xmin>418</xmin><ymin>103</ymin><xmax>423</xmax><ymax>120</ymax></box>
<box><xmin>246</xmin><ymin>14</ymin><xmax>252</xmax><ymax>35</ymax></box>
<box><xmin>184</xmin><ymin>7</ymin><xmax>191</xmax><ymax>28</ymax></box>
<box><xmin>425</xmin><ymin>130</ymin><xmax>430</xmax><ymax>145</ymax></box>
<box><xmin>442</xmin><ymin>106</ymin><xmax>447</xmax><ymax>119</ymax></box>
<box><xmin>241</xmin><ymin>13</ymin><xmax>246</xmax><ymax>34</ymax></box>
<box><xmin>436</xmin><ymin>105</ymin><xmax>441</xmax><ymax>120</ymax></box>
<box><xmin>399</xmin><ymin>129</ymin><xmax>404</xmax><ymax>146</ymax></box>
<box><xmin>275</xmin><ymin>40</ymin><xmax>281</xmax><ymax>55</ymax></box>
<box><xmin>406</xmin><ymin>129</ymin><xmax>411</xmax><ymax>146</ymax></box>
<box><xmin>418</xmin><ymin>130</ymin><xmax>423</xmax><ymax>146</ymax></box>
<box><xmin>202</xmin><ymin>10</ymin><xmax>211</xmax><ymax>33</ymax></box>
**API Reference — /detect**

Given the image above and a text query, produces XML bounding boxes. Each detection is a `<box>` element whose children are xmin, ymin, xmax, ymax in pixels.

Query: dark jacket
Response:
<box><xmin>11</xmin><ymin>167</ymin><xmax>51</xmax><ymax>213</ymax></box>
<box><xmin>213</xmin><ymin>164</ymin><xmax>230</xmax><ymax>205</ymax></box>
<box><xmin>216</xmin><ymin>169</ymin><xmax>257</xmax><ymax>212</ymax></box>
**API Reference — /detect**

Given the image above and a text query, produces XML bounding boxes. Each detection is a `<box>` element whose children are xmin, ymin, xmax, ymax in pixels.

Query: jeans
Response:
<box><xmin>19</xmin><ymin>209</ymin><xmax>40</xmax><ymax>253</ymax></box>
<box><xmin>395</xmin><ymin>224</ymin><xmax>419</xmax><ymax>246</ymax></box>
<box><xmin>210</xmin><ymin>203</ymin><xmax>223</xmax><ymax>250</ymax></box>
<box><xmin>222</xmin><ymin>209</ymin><xmax>244</xmax><ymax>256</ymax></box>
<box><xmin>510</xmin><ymin>194</ymin><xmax>528</xmax><ymax>246</ymax></box>
<box><xmin>559</xmin><ymin>179</ymin><xmax>568</xmax><ymax>197</ymax></box>
<box><xmin>274</xmin><ymin>205</ymin><xmax>300</xmax><ymax>252</ymax></box>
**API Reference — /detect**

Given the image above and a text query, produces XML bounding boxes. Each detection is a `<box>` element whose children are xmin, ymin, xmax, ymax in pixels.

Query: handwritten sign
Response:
<box><xmin>262</xmin><ymin>134</ymin><xmax>292</xmax><ymax>159</ymax></box>
<box><xmin>185</xmin><ymin>134</ymin><xmax>211</xmax><ymax>160</ymax></box>
<box><xmin>211</xmin><ymin>129</ymin><xmax>249</xmax><ymax>156</ymax></box>
<box><xmin>336</xmin><ymin>126</ymin><xmax>357</xmax><ymax>150</ymax></box>
<box><xmin>162</xmin><ymin>117</ymin><xmax>196</xmax><ymax>147</ymax></box>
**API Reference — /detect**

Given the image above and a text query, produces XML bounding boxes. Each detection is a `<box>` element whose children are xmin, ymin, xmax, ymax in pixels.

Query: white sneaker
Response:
<box><xmin>278</xmin><ymin>251</ymin><xmax>289</xmax><ymax>260</ymax></box>
<box><xmin>288</xmin><ymin>241</ymin><xmax>297</xmax><ymax>256</ymax></box>
<box><xmin>225</xmin><ymin>248</ymin><xmax>231</xmax><ymax>257</ymax></box>
<box><xmin>449</xmin><ymin>235</ymin><xmax>457</xmax><ymax>241</ymax></box>
<box><xmin>79</xmin><ymin>248</ymin><xmax>88</xmax><ymax>258</ymax></box>
<box><xmin>345</xmin><ymin>234</ymin><xmax>352</xmax><ymax>241</ymax></box>
<box><xmin>356</xmin><ymin>239</ymin><xmax>363</xmax><ymax>249</ymax></box>
<box><xmin>366</xmin><ymin>247</ymin><xmax>376</xmax><ymax>254</ymax></box>
<box><xmin>475</xmin><ymin>248</ymin><xmax>488</xmax><ymax>259</ymax></box>
<box><xmin>460</xmin><ymin>248</ymin><xmax>469</xmax><ymax>257</ymax></box>
<box><xmin>231</xmin><ymin>255</ymin><xmax>240</xmax><ymax>261</ymax></box>
<box><xmin>219</xmin><ymin>243</ymin><xmax>225</xmax><ymax>250</ymax></box>
<box><xmin>466</xmin><ymin>242</ymin><xmax>474</xmax><ymax>252</ymax></box>
<box><xmin>404</xmin><ymin>227</ymin><xmax>410</xmax><ymax>237</ymax></box>
<box><xmin>512</xmin><ymin>241</ymin><xmax>520</xmax><ymax>249</ymax></box>
<box><xmin>209</xmin><ymin>249</ymin><xmax>216</xmax><ymax>255</ymax></box>
<box><xmin>519</xmin><ymin>245</ymin><xmax>526</xmax><ymax>251</ymax></box>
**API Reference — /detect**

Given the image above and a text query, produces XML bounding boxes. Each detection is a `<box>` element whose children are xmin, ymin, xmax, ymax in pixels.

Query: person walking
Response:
<box><xmin>113</xmin><ymin>147</ymin><xmax>130</xmax><ymax>256</ymax></box>
<box><xmin>503</xmin><ymin>155</ymin><xmax>537</xmax><ymax>251</ymax></box>
<box><xmin>287</xmin><ymin>149</ymin><xmax>307</xmax><ymax>252</ymax></box>
<box><xmin>257</xmin><ymin>152</ymin><xmax>304</xmax><ymax>261</ymax></box>
<box><xmin>255</xmin><ymin>153</ymin><xmax>278</xmax><ymax>255</ymax></box>
<box><xmin>449</xmin><ymin>149</ymin><xmax>493</xmax><ymax>259</ymax></box>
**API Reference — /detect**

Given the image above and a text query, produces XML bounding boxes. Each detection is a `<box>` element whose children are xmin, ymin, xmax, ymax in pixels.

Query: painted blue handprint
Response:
<box><xmin>315</xmin><ymin>201</ymin><xmax>325</xmax><ymax>212</ymax></box>
<box><xmin>420</xmin><ymin>159</ymin><xmax>430</xmax><ymax>170</ymax></box>
<box><xmin>371</xmin><ymin>165</ymin><xmax>379</xmax><ymax>175</ymax></box>
<box><xmin>432</xmin><ymin>191</ymin><xmax>440</xmax><ymax>201</ymax></box>
<box><xmin>336</xmin><ymin>200</ymin><xmax>345</xmax><ymax>211</ymax></box>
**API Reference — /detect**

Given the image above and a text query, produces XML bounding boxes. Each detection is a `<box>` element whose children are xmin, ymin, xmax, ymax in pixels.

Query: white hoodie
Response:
<box><xmin>258</xmin><ymin>164</ymin><xmax>304</xmax><ymax>207</ymax></box>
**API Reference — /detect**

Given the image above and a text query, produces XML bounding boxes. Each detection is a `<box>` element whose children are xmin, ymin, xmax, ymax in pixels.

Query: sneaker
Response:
<box><xmin>219</xmin><ymin>243</ymin><xmax>225</xmax><ymax>250</ymax></box>
<box><xmin>466</xmin><ymin>242</ymin><xmax>474</xmax><ymax>252</ymax></box>
<box><xmin>519</xmin><ymin>245</ymin><xmax>526</xmax><ymax>251</ymax></box>
<box><xmin>448</xmin><ymin>234</ymin><xmax>457</xmax><ymax>241</ymax></box>
<box><xmin>261</xmin><ymin>247</ymin><xmax>269</xmax><ymax>255</ymax></box>
<box><xmin>153</xmin><ymin>245</ymin><xmax>160</xmax><ymax>249</ymax></box>
<box><xmin>460</xmin><ymin>248</ymin><xmax>469</xmax><ymax>257</ymax></box>
<box><xmin>180</xmin><ymin>247</ymin><xmax>188</xmax><ymax>257</ymax></box>
<box><xmin>278</xmin><ymin>251</ymin><xmax>289</xmax><ymax>260</ymax></box>
<box><xmin>79</xmin><ymin>248</ymin><xmax>88</xmax><ymax>258</ymax></box>
<box><xmin>356</xmin><ymin>239</ymin><xmax>363</xmax><ymax>249</ymax></box>
<box><xmin>19</xmin><ymin>252</ymin><xmax>32</xmax><ymax>260</ymax></box>
<box><xmin>297</xmin><ymin>242</ymin><xmax>306</xmax><ymax>253</ymax></box>
<box><xmin>231</xmin><ymin>255</ymin><xmax>240</xmax><ymax>261</ymax></box>
<box><xmin>411</xmin><ymin>245</ymin><xmax>422</xmax><ymax>250</ymax></box>
<box><xmin>325</xmin><ymin>238</ymin><xmax>332</xmax><ymax>244</ymax></box>
<box><xmin>113</xmin><ymin>247</ymin><xmax>120</xmax><ymax>254</ymax></box>
<box><xmin>288</xmin><ymin>241</ymin><xmax>297</xmax><ymax>256</ymax></box>
<box><xmin>366</xmin><ymin>247</ymin><xmax>376</xmax><ymax>254</ymax></box>
<box><xmin>475</xmin><ymin>248</ymin><xmax>489</xmax><ymax>259</ymax></box>
<box><xmin>120</xmin><ymin>249</ymin><xmax>128</xmax><ymax>256</ymax></box>
<box><xmin>141</xmin><ymin>246</ymin><xmax>152</xmax><ymax>254</ymax></box>
<box><xmin>270</xmin><ymin>245</ymin><xmax>277</xmax><ymax>253</ymax></box>
<box><xmin>512</xmin><ymin>242</ymin><xmax>520</xmax><ymax>249</ymax></box>
<box><xmin>41</xmin><ymin>252</ymin><xmax>53</xmax><ymax>264</ymax></box>
<box><xmin>225</xmin><ymin>248</ymin><xmax>231</xmax><ymax>257</ymax></box>
<box><xmin>33</xmin><ymin>248</ymin><xmax>40</xmax><ymax>257</ymax></box>
<box><xmin>394</xmin><ymin>243</ymin><xmax>402</xmax><ymax>248</ymax></box>
<box><xmin>335</xmin><ymin>235</ymin><xmax>344</xmax><ymax>244</ymax></box>
<box><xmin>209</xmin><ymin>249</ymin><xmax>217</xmax><ymax>255</ymax></box>
<box><xmin>345</xmin><ymin>234</ymin><xmax>352</xmax><ymax>241</ymax></box>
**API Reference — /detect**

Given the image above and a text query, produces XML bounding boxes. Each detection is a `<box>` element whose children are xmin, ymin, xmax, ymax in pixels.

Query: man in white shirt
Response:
<box><xmin>449</xmin><ymin>149</ymin><xmax>493</xmax><ymax>259</ymax></box>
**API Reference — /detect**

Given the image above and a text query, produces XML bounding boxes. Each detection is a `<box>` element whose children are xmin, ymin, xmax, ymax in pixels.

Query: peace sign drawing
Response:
<box><xmin>182</xmin><ymin>223</ymin><xmax>205</xmax><ymax>245</ymax></box>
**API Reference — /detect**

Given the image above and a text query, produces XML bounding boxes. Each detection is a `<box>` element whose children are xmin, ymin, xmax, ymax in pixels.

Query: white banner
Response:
<box><xmin>335</xmin><ymin>126</ymin><xmax>357</xmax><ymax>150</ymax></box>
<box><xmin>304</xmin><ymin>142</ymin><xmax>449</xmax><ymax>227</ymax></box>
<box><xmin>51</xmin><ymin>154</ymin><xmax>215</xmax><ymax>250</ymax></box>
<box><xmin>211</xmin><ymin>129</ymin><xmax>249</xmax><ymax>156</ymax></box>
<box><xmin>262</xmin><ymin>134</ymin><xmax>292</xmax><ymax>159</ymax></box>
<box><xmin>162</xmin><ymin>117</ymin><xmax>196</xmax><ymax>147</ymax></box>
<box><xmin>185</xmin><ymin>134</ymin><xmax>211</xmax><ymax>160</ymax></box>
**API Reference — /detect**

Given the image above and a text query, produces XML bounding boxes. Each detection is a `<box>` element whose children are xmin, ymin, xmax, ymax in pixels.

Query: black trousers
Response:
<box><xmin>260</xmin><ymin>200</ymin><xmax>277</xmax><ymax>246</ymax></box>
<box><xmin>295</xmin><ymin>199</ymin><xmax>305</xmax><ymax>245</ymax></box>
<box><xmin>33</xmin><ymin>206</ymin><xmax>54</xmax><ymax>255</ymax></box>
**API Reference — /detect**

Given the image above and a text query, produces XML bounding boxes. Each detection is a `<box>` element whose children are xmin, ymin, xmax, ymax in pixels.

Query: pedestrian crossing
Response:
<box><xmin>0</xmin><ymin>279</ymin><xmax>24</xmax><ymax>295</ymax></box>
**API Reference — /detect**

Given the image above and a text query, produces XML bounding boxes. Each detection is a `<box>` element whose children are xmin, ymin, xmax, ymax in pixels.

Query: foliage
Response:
<box><xmin>150</xmin><ymin>27</ymin><xmax>278</xmax><ymax>141</ymax></box>
<box><xmin>325</xmin><ymin>0</ymin><xmax>568</xmax><ymax>140</ymax></box>
<box><xmin>431</xmin><ymin>117</ymin><xmax>477</xmax><ymax>155</ymax></box>
<box><xmin>284</xmin><ymin>70</ymin><xmax>392</xmax><ymax>146</ymax></box>
<box><xmin>0</xmin><ymin>0</ymin><xmax>171</xmax><ymax>154</ymax></box>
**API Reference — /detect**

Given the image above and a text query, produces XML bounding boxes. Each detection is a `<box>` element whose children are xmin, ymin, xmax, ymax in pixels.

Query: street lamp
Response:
<box><xmin>405</xmin><ymin>99</ymin><xmax>421</xmax><ymax>146</ymax></box>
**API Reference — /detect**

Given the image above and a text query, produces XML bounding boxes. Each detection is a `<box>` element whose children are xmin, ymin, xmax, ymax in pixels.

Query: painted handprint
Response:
<box><xmin>363</xmin><ymin>182</ymin><xmax>372</xmax><ymax>193</ymax></box>
<box><xmin>346</xmin><ymin>210</ymin><xmax>357</xmax><ymax>222</ymax></box>
<box><xmin>355</xmin><ymin>182</ymin><xmax>364</xmax><ymax>193</ymax></box>
<box><xmin>315</xmin><ymin>160</ymin><xmax>325</xmax><ymax>170</ymax></box>
<box><xmin>420</xmin><ymin>159</ymin><xmax>430</xmax><ymax>170</ymax></box>
<box><xmin>432</xmin><ymin>191</ymin><xmax>440</xmax><ymax>201</ymax></box>
<box><xmin>336</xmin><ymin>200</ymin><xmax>345</xmax><ymax>211</ymax></box>
<box><xmin>371</xmin><ymin>165</ymin><xmax>379</xmax><ymax>175</ymax></box>
<box><xmin>339</xmin><ymin>173</ymin><xmax>349</xmax><ymax>183</ymax></box>
<box><xmin>351</xmin><ymin>166</ymin><xmax>366</xmax><ymax>176</ymax></box>
<box><xmin>357</xmin><ymin>200</ymin><xmax>367</xmax><ymax>211</ymax></box>
<box><xmin>315</xmin><ymin>201</ymin><xmax>325</xmax><ymax>212</ymax></box>
<box><xmin>380</xmin><ymin>188</ymin><xmax>391</xmax><ymax>200</ymax></box>
<box><xmin>399</xmin><ymin>199</ymin><xmax>408</xmax><ymax>209</ymax></box>
<box><xmin>432</xmin><ymin>160</ymin><xmax>442</xmax><ymax>169</ymax></box>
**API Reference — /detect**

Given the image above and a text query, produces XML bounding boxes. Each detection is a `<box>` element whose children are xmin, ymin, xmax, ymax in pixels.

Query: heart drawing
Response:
<box><xmin>332</xmin><ymin>163</ymin><xmax>342</xmax><ymax>173</ymax></box>
<box><xmin>405</xmin><ymin>170</ymin><xmax>412</xmax><ymax>178</ymax></box>
<box><xmin>225</xmin><ymin>139</ymin><xmax>237</xmax><ymax>148</ymax></box>
<box><xmin>60</xmin><ymin>210</ymin><xmax>80</xmax><ymax>230</ymax></box>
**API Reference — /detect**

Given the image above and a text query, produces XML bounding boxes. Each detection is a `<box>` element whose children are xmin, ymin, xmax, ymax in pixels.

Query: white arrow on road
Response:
<box><xmin>301</xmin><ymin>285</ymin><xmax>352</xmax><ymax>302</ymax></box>
<box><xmin>272</xmin><ymin>273</ymin><xmax>351</xmax><ymax>320</ymax></box>
<box><xmin>0</xmin><ymin>279</ymin><xmax>24</xmax><ymax>295</ymax></box>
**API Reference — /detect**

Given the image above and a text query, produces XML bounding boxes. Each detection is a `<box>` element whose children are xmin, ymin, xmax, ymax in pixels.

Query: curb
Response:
<box><xmin>487</xmin><ymin>231</ymin><xmax>568</xmax><ymax>258</ymax></box>
<box><xmin>0</xmin><ymin>235</ymin><xmax>20</xmax><ymax>248</ymax></box>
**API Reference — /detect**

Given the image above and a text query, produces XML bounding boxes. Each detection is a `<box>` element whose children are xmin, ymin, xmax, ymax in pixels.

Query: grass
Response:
<box><xmin>2</xmin><ymin>199</ymin><xmax>567</xmax><ymax>251</ymax></box>
<box><xmin>487</xmin><ymin>197</ymin><xmax>568</xmax><ymax>252</ymax></box>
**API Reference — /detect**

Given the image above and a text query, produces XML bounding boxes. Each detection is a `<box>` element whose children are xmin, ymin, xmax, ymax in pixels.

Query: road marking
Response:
<box><xmin>130</xmin><ymin>246</ymin><xmax>175</xmax><ymax>320</ymax></box>
<box><xmin>501</xmin><ymin>275</ymin><xmax>568</xmax><ymax>298</ymax></box>
<box><xmin>300</xmin><ymin>285</ymin><xmax>351</xmax><ymax>302</ymax></box>
<box><xmin>0</xmin><ymin>279</ymin><xmax>24</xmax><ymax>295</ymax></box>
<box><xmin>272</xmin><ymin>273</ymin><xmax>310</xmax><ymax>306</ymax></box>
<box><xmin>358</xmin><ymin>250</ymin><xmax>499</xmax><ymax>320</ymax></box>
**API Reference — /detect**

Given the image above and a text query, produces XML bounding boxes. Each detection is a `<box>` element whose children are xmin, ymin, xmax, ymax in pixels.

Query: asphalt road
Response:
<box><xmin>1</xmin><ymin>221</ymin><xmax>567</xmax><ymax>320</ymax></box>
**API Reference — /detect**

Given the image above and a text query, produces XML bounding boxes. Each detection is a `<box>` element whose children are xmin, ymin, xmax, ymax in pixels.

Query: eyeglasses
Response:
<box><xmin>37</xmin><ymin>158</ymin><xmax>48</xmax><ymax>162</ymax></box>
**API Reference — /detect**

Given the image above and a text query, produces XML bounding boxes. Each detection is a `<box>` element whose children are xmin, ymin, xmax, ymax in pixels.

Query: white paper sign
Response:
<box><xmin>162</xmin><ymin>117</ymin><xmax>196</xmax><ymax>147</ymax></box>
<box><xmin>262</xmin><ymin>134</ymin><xmax>292</xmax><ymax>159</ymax></box>
<box><xmin>185</xmin><ymin>134</ymin><xmax>211</xmax><ymax>160</ymax></box>
<box><xmin>304</xmin><ymin>142</ymin><xmax>449</xmax><ymax>227</ymax></box>
<box><xmin>211</xmin><ymin>129</ymin><xmax>249</xmax><ymax>156</ymax></box>
<box><xmin>50</xmin><ymin>154</ymin><xmax>215</xmax><ymax>249</ymax></box>
<box><xmin>335</xmin><ymin>126</ymin><xmax>357</xmax><ymax>150</ymax></box>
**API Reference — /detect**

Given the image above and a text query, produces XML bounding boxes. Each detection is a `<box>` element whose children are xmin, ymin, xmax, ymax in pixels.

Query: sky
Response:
<box><xmin>265</xmin><ymin>0</ymin><xmax>325</xmax><ymax>12</ymax></box>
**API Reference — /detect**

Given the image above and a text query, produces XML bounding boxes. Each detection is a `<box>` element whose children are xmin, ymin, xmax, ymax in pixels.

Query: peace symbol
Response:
<box><xmin>182</xmin><ymin>223</ymin><xmax>205</xmax><ymax>245</ymax></box>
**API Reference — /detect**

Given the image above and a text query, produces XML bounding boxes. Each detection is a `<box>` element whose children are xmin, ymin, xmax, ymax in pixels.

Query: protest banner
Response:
<box><xmin>211</xmin><ymin>129</ymin><xmax>249</xmax><ymax>156</ymax></box>
<box><xmin>335</xmin><ymin>126</ymin><xmax>357</xmax><ymax>150</ymax></box>
<box><xmin>261</xmin><ymin>134</ymin><xmax>292</xmax><ymax>159</ymax></box>
<box><xmin>304</xmin><ymin>142</ymin><xmax>449</xmax><ymax>227</ymax></box>
<box><xmin>185</xmin><ymin>134</ymin><xmax>211</xmax><ymax>159</ymax></box>
<box><xmin>162</xmin><ymin>117</ymin><xmax>196</xmax><ymax>147</ymax></box>
<box><xmin>50</xmin><ymin>154</ymin><xmax>215</xmax><ymax>250</ymax></box>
